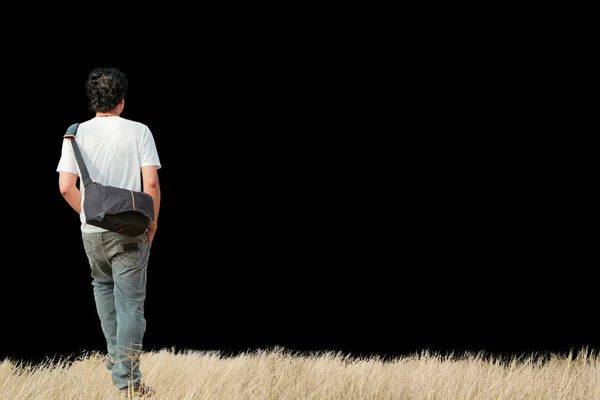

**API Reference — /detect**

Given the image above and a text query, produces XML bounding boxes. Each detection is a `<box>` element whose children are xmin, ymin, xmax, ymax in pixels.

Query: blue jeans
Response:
<box><xmin>82</xmin><ymin>230</ymin><xmax>151</xmax><ymax>390</ymax></box>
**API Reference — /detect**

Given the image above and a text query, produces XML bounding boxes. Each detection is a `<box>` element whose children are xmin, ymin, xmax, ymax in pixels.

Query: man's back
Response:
<box><xmin>56</xmin><ymin>115</ymin><xmax>161</xmax><ymax>233</ymax></box>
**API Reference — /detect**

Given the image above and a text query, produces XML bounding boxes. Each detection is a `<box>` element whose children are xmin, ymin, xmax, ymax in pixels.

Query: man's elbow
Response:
<box><xmin>144</xmin><ymin>179</ymin><xmax>160</xmax><ymax>190</ymax></box>
<box><xmin>58</xmin><ymin>172</ymin><xmax>78</xmax><ymax>196</ymax></box>
<box><xmin>59</xmin><ymin>184</ymin><xmax>73</xmax><ymax>196</ymax></box>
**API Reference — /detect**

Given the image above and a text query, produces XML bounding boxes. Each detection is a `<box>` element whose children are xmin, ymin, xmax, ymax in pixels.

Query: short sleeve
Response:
<box><xmin>139</xmin><ymin>126</ymin><xmax>161</xmax><ymax>169</ymax></box>
<box><xmin>56</xmin><ymin>138</ymin><xmax>79</xmax><ymax>175</ymax></box>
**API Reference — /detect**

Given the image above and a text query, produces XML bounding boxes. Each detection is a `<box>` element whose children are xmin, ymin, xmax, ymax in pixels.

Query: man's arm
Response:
<box><xmin>142</xmin><ymin>165</ymin><xmax>160</xmax><ymax>244</ymax></box>
<box><xmin>58</xmin><ymin>171</ymin><xmax>81</xmax><ymax>214</ymax></box>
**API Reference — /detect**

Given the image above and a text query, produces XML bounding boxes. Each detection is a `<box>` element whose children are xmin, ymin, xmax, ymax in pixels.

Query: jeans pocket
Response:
<box><xmin>115</xmin><ymin>240</ymin><xmax>147</xmax><ymax>269</ymax></box>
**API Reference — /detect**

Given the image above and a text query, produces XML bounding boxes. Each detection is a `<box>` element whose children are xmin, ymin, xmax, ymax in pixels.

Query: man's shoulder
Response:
<box><xmin>118</xmin><ymin>117</ymin><xmax>150</xmax><ymax>131</ymax></box>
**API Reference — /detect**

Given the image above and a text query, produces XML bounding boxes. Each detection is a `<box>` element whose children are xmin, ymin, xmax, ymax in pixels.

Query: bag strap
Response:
<box><xmin>64</xmin><ymin>123</ymin><xmax>93</xmax><ymax>187</ymax></box>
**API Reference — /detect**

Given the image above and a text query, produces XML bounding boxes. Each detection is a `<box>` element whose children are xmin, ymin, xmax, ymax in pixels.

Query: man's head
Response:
<box><xmin>85</xmin><ymin>67</ymin><xmax>128</xmax><ymax>113</ymax></box>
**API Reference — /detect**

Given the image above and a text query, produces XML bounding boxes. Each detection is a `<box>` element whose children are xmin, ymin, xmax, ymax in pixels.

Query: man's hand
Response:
<box><xmin>147</xmin><ymin>227</ymin><xmax>157</xmax><ymax>245</ymax></box>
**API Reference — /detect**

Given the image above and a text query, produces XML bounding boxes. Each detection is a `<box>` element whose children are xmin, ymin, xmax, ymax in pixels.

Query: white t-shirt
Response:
<box><xmin>56</xmin><ymin>116</ymin><xmax>162</xmax><ymax>233</ymax></box>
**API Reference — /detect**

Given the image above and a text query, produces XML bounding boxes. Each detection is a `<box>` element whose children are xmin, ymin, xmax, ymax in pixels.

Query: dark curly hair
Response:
<box><xmin>85</xmin><ymin>67</ymin><xmax>128</xmax><ymax>113</ymax></box>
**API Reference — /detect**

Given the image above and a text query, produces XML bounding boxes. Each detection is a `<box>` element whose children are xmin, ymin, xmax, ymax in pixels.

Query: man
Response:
<box><xmin>56</xmin><ymin>67</ymin><xmax>161</xmax><ymax>397</ymax></box>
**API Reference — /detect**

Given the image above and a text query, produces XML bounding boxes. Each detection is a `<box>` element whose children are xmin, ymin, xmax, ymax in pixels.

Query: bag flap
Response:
<box><xmin>84</xmin><ymin>182</ymin><xmax>154</xmax><ymax>220</ymax></box>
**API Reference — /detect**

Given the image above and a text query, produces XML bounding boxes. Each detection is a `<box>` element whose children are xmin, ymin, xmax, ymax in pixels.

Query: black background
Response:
<box><xmin>0</xmin><ymin>32</ymin><xmax>596</xmax><ymax>366</ymax></box>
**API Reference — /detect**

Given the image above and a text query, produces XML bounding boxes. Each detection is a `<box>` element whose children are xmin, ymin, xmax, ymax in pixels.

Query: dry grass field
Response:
<box><xmin>1</xmin><ymin>346</ymin><xmax>599</xmax><ymax>399</ymax></box>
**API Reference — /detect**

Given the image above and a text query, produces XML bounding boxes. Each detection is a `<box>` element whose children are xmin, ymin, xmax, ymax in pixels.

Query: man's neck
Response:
<box><xmin>96</xmin><ymin>100</ymin><xmax>124</xmax><ymax>117</ymax></box>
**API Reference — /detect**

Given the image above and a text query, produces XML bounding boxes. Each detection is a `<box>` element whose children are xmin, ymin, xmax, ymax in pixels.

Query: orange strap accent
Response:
<box><xmin>130</xmin><ymin>190</ymin><xmax>136</xmax><ymax>210</ymax></box>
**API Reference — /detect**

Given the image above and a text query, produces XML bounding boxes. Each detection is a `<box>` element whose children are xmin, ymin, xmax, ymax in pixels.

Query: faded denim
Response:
<box><xmin>81</xmin><ymin>230</ymin><xmax>151</xmax><ymax>390</ymax></box>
